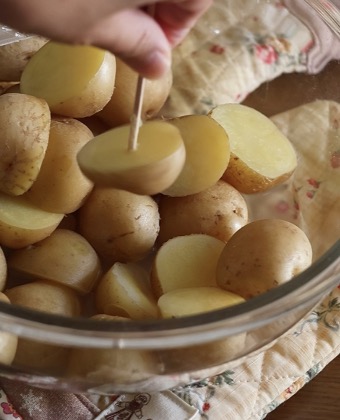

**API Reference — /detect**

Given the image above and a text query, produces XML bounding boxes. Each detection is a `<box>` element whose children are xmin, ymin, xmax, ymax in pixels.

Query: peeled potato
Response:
<box><xmin>8</xmin><ymin>229</ymin><xmax>101</xmax><ymax>295</ymax></box>
<box><xmin>68</xmin><ymin>315</ymin><xmax>157</xmax><ymax>386</ymax></box>
<box><xmin>151</xmin><ymin>234</ymin><xmax>225</xmax><ymax>298</ymax></box>
<box><xmin>0</xmin><ymin>293</ymin><xmax>18</xmax><ymax>365</ymax></box>
<box><xmin>0</xmin><ymin>36</ymin><xmax>48</xmax><ymax>81</ymax></box>
<box><xmin>77</xmin><ymin>120</ymin><xmax>186</xmax><ymax>196</ymax></box>
<box><xmin>0</xmin><ymin>93</ymin><xmax>50</xmax><ymax>196</ymax></box>
<box><xmin>158</xmin><ymin>286</ymin><xmax>245</xmax><ymax>318</ymax></box>
<box><xmin>24</xmin><ymin>118</ymin><xmax>94</xmax><ymax>214</ymax></box>
<box><xmin>95</xmin><ymin>262</ymin><xmax>158</xmax><ymax>320</ymax></box>
<box><xmin>209</xmin><ymin>103</ymin><xmax>297</xmax><ymax>193</ymax></box>
<box><xmin>0</xmin><ymin>192</ymin><xmax>63</xmax><ymax>249</ymax></box>
<box><xmin>0</xmin><ymin>246</ymin><xmax>7</xmax><ymax>291</ymax></box>
<box><xmin>163</xmin><ymin>114</ymin><xmax>230</xmax><ymax>196</ymax></box>
<box><xmin>20</xmin><ymin>41</ymin><xmax>116</xmax><ymax>118</ymax></box>
<box><xmin>217</xmin><ymin>219</ymin><xmax>313</xmax><ymax>299</ymax></box>
<box><xmin>158</xmin><ymin>180</ymin><xmax>248</xmax><ymax>244</ymax></box>
<box><xmin>5</xmin><ymin>280</ymin><xmax>80</xmax><ymax>373</ymax></box>
<box><xmin>97</xmin><ymin>57</ymin><xmax>172</xmax><ymax>127</ymax></box>
<box><xmin>77</xmin><ymin>187</ymin><xmax>159</xmax><ymax>264</ymax></box>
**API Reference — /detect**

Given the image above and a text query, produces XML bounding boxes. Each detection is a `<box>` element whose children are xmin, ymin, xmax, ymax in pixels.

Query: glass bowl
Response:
<box><xmin>0</xmin><ymin>0</ymin><xmax>339</xmax><ymax>395</ymax></box>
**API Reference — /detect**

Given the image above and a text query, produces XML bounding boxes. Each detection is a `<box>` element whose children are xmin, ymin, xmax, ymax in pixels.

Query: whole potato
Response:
<box><xmin>158</xmin><ymin>180</ymin><xmax>248</xmax><ymax>244</ymax></box>
<box><xmin>25</xmin><ymin>118</ymin><xmax>94</xmax><ymax>214</ymax></box>
<box><xmin>217</xmin><ymin>219</ymin><xmax>313</xmax><ymax>299</ymax></box>
<box><xmin>0</xmin><ymin>293</ymin><xmax>18</xmax><ymax>365</ymax></box>
<box><xmin>0</xmin><ymin>93</ymin><xmax>51</xmax><ymax>196</ymax></box>
<box><xmin>0</xmin><ymin>36</ymin><xmax>48</xmax><ymax>81</ymax></box>
<box><xmin>77</xmin><ymin>187</ymin><xmax>160</xmax><ymax>264</ymax></box>
<box><xmin>98</xmin><ymin>57</ymin><xmax>172</xmax><ymax>127</ymax></box>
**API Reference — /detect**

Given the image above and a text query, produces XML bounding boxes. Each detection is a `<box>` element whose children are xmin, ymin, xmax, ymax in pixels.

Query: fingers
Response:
<box><xmin>82</xmin><ymin>9</ymin><xmax>172</xmax><ymax>79</ymax></box>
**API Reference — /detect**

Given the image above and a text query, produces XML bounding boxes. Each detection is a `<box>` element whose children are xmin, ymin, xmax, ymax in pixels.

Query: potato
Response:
<box><xmin>77</xmin><ymin>120</ymin><xmax>186</xmax><ymax>195</ymax></box>
<box><xmin>0</xmin><ymin>293</ymin><xmax>18</xmax><ymax>365</ymax></box>
<box><xmin>162</xmin><ymin>115</ymin><xmax>230</xmax><ymax>196</ymax></box>
<box><xmin>0</xmin><ymin>246</ymin><xmax>7</xmax><ymax>291</ymax></box>
<box><xmin>0</xmin><ymin>36</ymin><xmax>48</xmax><ymax>81</ymax></box>
<box><xmin>68</xmin><ymin>315</ymin><xmax>157</xmax><ymax>386</ymax></box>
<box><xmin>158</xmin><ymin>286</ymin><xmax>245</xmax><ymax>318</ymax></box>
<box><xmin>0</xmin><ymin>93</ymin><xmax>50</xmax><ymax>196</ymax></box>
<box><xmin>24</xmin><ymin>118</ymin><xmax>94</xmax><ymax>214</ymax></box>
<box><xmin>209</xmin><ymin>103</ymin><xmax>297</xmax><ymax>193</ymax></box>
<box><xmin>0</xmin><ymin>192</ymin><xmax>63</xmax><ymax>249</ymax></box>
<box><xmin>5</xmin><ymin>281</ymin><xmax>80</xmax><ymax>373</ymax></box>
<box><xmin>158</xmin><ymin>180</ymin><xmax>248</xmax><ymax>245</ymax></box>
<box><xmin>97</xmin><ymin>57</ymin><xmax>172</xmax><ymax>127</ymax></box>
<box><xmin>8</xmin><ymin>229</ymin><xmax>101</xmax><ymax>295</ymax></box>
<box><xmin>216</xmin><ymin>219</ymin><xmax>313</xmax><ymax>299</ymax></box>
<box><xmin>77</xmin><ymin>187</ymin><xmax>159</xmax><ymax>264</ymax></box>
<box><xmin>21</xmin><ymin>41</ymin><xmax>116</xmax><ymax>118</ymax></box>
<box><xmin>151</xmin><ymin>234</ymin><xmax>225</xmax><ymax>298</ymax></box>
<box><xmin>95</xmin><ymin>262</ymin><xmax>158</xmax><ymax>320</ymax></box>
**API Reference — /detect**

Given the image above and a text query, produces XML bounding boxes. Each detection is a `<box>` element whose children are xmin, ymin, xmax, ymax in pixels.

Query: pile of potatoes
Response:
<box><xmin>0</xmin><ymin>39</ymin><xmax>313</xmax><ymax>375</ymax></box>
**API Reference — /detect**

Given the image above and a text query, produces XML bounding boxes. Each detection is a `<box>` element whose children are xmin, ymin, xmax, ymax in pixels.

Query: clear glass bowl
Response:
<box><xmin>0</xmin><ymin>0</ymin><xmax>339</xmax><ymax>395</ymax></box>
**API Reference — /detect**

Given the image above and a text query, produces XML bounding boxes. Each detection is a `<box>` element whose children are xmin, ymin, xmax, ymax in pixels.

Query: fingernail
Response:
<box><xmin>142</xmin><ymin>50</ymin><xmax>172</xmax><ymax>79</ymax></box>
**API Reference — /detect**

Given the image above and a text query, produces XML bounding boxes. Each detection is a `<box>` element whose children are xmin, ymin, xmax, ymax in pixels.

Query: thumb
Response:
<box><xmin>84</xmin><ymin>9</ymin><xmax>172</xmax><ymax>79</ymax></box>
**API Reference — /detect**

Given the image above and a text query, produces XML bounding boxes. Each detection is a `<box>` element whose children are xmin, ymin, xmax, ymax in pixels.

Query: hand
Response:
<box><xmin>0</xmin><ymin>0</ymin><xmax>213</xmax><ymax>78</ymax></box>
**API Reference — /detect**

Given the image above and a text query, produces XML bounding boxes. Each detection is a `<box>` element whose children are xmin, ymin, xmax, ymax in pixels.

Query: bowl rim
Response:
<box><xmin>0</xmin><ymin>240</ymin><xmax>339</xmax><ymax>349</ymax></box>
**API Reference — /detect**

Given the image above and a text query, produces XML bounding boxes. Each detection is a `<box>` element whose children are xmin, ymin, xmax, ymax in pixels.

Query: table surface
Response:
<box><xmin>266</xmin><ymin>356</ymin><xmax>340</xmax><ymax>419</ymax></box>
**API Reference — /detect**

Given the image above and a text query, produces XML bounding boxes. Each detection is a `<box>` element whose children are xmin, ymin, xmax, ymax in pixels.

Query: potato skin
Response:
<box><xmin>0</xmin><ymin>293</ymin><xmax>18</xmax><ymax>365</ymax></box>
<box><xmin>77</xmin><ymin>187</ymin><xmax>160</xmax><ymax>264</ymax></box>
<box><xmin>0</xmin><ymin>247</ymin><xmax>7</xmax><ymax>292</ymax></box>
<box><xmin>158</xmin><ymin>180</ymin><xmax>248</xmax><ymax>244</ymax></box>
<box><xmin>0</xmin><ymin>36</ymin><xmax>48</xmax><ymax>82</ymax></box>
<box><xmin>217</xmin><ymin>219</ymin><xmax>313</xmax><ymax>299</ymax></box>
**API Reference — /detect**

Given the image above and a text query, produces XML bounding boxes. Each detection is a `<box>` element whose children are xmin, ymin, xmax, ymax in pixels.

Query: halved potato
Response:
<box><xmin>209</xmin><ymin>103</ymin><xmax>297</xmax><ymax>193</ymax></box>
<box><xmin>0</xmin><ymin>246</ymin><xmax>7</xmax><ymax>291</ymax></box>
<box><xmin>8</xmin><ymin>229</ymin><xmax>101</xmax><ymax>295</ymax></box>
<box><xmin>0</xmin><ymin>93</ymin><xmax>50</xmax><ymax>196</ymax></box>
<box><xmin>95</xmin><ymin>262</ymin><xmax>158</xmax><ymax>320</ymax></box>
<box><xmin>21</xmin><ymin>41</ymin><xmax>116</xmax><ymax>118</ymax></box>
<box><xmin>163</xmin><ymin>114</ymin><xmax>230</xmax><ymax>196</ymax></box>
<box><xmin>151</xmin><ymin>234</ymin><xmax>225</xmax><ymax>298</ymax></box>
<box><xmin>0</xmin><ymin>192</ymin><xmax>63</xmax><ymax>249</ymax></box>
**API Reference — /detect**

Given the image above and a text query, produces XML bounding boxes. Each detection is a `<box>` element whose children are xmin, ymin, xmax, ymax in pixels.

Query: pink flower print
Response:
<box><xmin>307</xmin><ymin>178</ymin><xmax>321</xmax><ymax>188</ymax></box>
<box><xmin>330</xmin><ymin>150</ymin><xmax>340</xmax><ymax>168</ymax></box>
<box><xmin>275</xmin><ymin>200</ymin><xmax>290</xmax><ymax>213</ymax></box>
<box><xmin>255</xmin><ymin>44</ymin><xmax>278</xmax><ymax>64</ymax></box>
<box><xmin>210</xmin><ymin>44</ymin><xmax>225</xmax><ymax>55</ymax></box>
<box><xmin>1</xmin><ymin>402</ymin><xmax>21</xmax><ymax>418</ymax></box>
<box><xmin>294</xmin><ymin>200</ymin><xmax>300</xmax><ymax>211</ymax></box>
<box><xmin>202</xmin><ymin>402</ymin><xmax>211</xmax><ymax>412</ymax></box>
<box><xmin>306</xmin><ymin>190</ymin><xmax>316</xmax><ymax>199</ymax></box>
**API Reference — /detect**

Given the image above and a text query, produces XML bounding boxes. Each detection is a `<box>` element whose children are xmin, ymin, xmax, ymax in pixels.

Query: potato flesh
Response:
<box><xmin>151</xmin><ymin>234</ymin><xmax>225</xmax><ymax>297</ymax></box>
<box><xmin>158</xmin><ymin>286</ymin><xmax>245</xmax><ymax>318</ymax></box>
<box><xmin>163</xmin><ymin>115</ymin><xmax>230</xmax><ymax>197</ymax></box>
<box><xmin>95</xmin><ymin>263</ymin><xmax>159</xmax><ymax>320</ymax></box>
<box><xmin>77</xmin><ymin>120</ymin><xmax>186</xmax><ymax>195</ymax></box>
<box><xmin>0</xmin><ymin>93</ymin><xmax>51</xmax><ymax>196</ymax></box>
<box><xmin>210</xmin><ymin>104</ymin><xmax>297</xmax><ymax>178</ymax></box>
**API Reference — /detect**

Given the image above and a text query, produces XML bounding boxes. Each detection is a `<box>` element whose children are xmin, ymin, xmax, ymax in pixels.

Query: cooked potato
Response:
<box><xmin>217</xmin><ymin>219</ymin><xmax>313</xmax><ymax>299</ymax></box>
<box><xmin>21</xmin><ymin>41</ymin><xmax>116</xmax><ymax>118</ymax></box>
<box><xmin>77</xmin><ymin>120</ymin><xmax>186</xmax><ymax>195</ymax></box>
<box><xmin>0</xmin><ymin>192</ymin><xmax>63</xmax><ymax>249</ymax></box>
<box><xmin>97</xmin><ymin>57</ymin><xmax>172</xmax><ymax>127</ymax></box>
<box><xmin>5</xmin><ymin>280</ymin><xmax>80</xmax><ymax>373</ymax></box>
<box><xmin>0</xmin><ymin>93</ymin><xmax>50</xmax><ymax>196</ymax></box>
<box><xmin>0</xmin><ymin>293</ymin><xmax>18</xmax><ymax>365</ymax></box>
<box><xmin>68</xmin><ymin>315</ymin><xmax>157</xmax><ymax>385</ymax></box>
<box><xmin>209</xmin><ymin>103</ymin><xmax>297</xmax><ymax>193</ymax></box>
<box><xmin>163</xmin><ymin>114</ymin><xmax>230</xmax><ymax>196</ymax></box>
<box><xmin>24</xmin><ymin>118</ymin><xmax>94</xmax><ymax>214</ymax></box>
<box><xmin>158</xmin><ymin>180</ymin><xmax>248</xmax><ymax>244</ymax></box>
<box><xmin>0</xmin><ymin>246</ymin><xmax>7</xmax><ymax>291</ymax></box>
<box><xmin>151</xmin><ymin>234</ymin><xmax>225</xmax><ymax>298</ymax></box>
<box><xmin>8</xmin><ymin>229</ymin><xmax>101</xmax><ymax>295</ymax></box>
<box><xmin>95</xmin><ymin>262</ymin><xmax>158</xmax><ymax>320</ymax></box>
<box><xmin>77</xmin><ymin>187</ymin><xmax>159</xmax><ymax>264</ymax></box>
<box><xmin>0</xmin><ymin>36</ymin><xmax>48</xmax><ymax>81</ymax></box>
<box><xmin>158</xmin><ymin>286</ymin><xmax>245</xmax><ymax>318</ymax></box>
